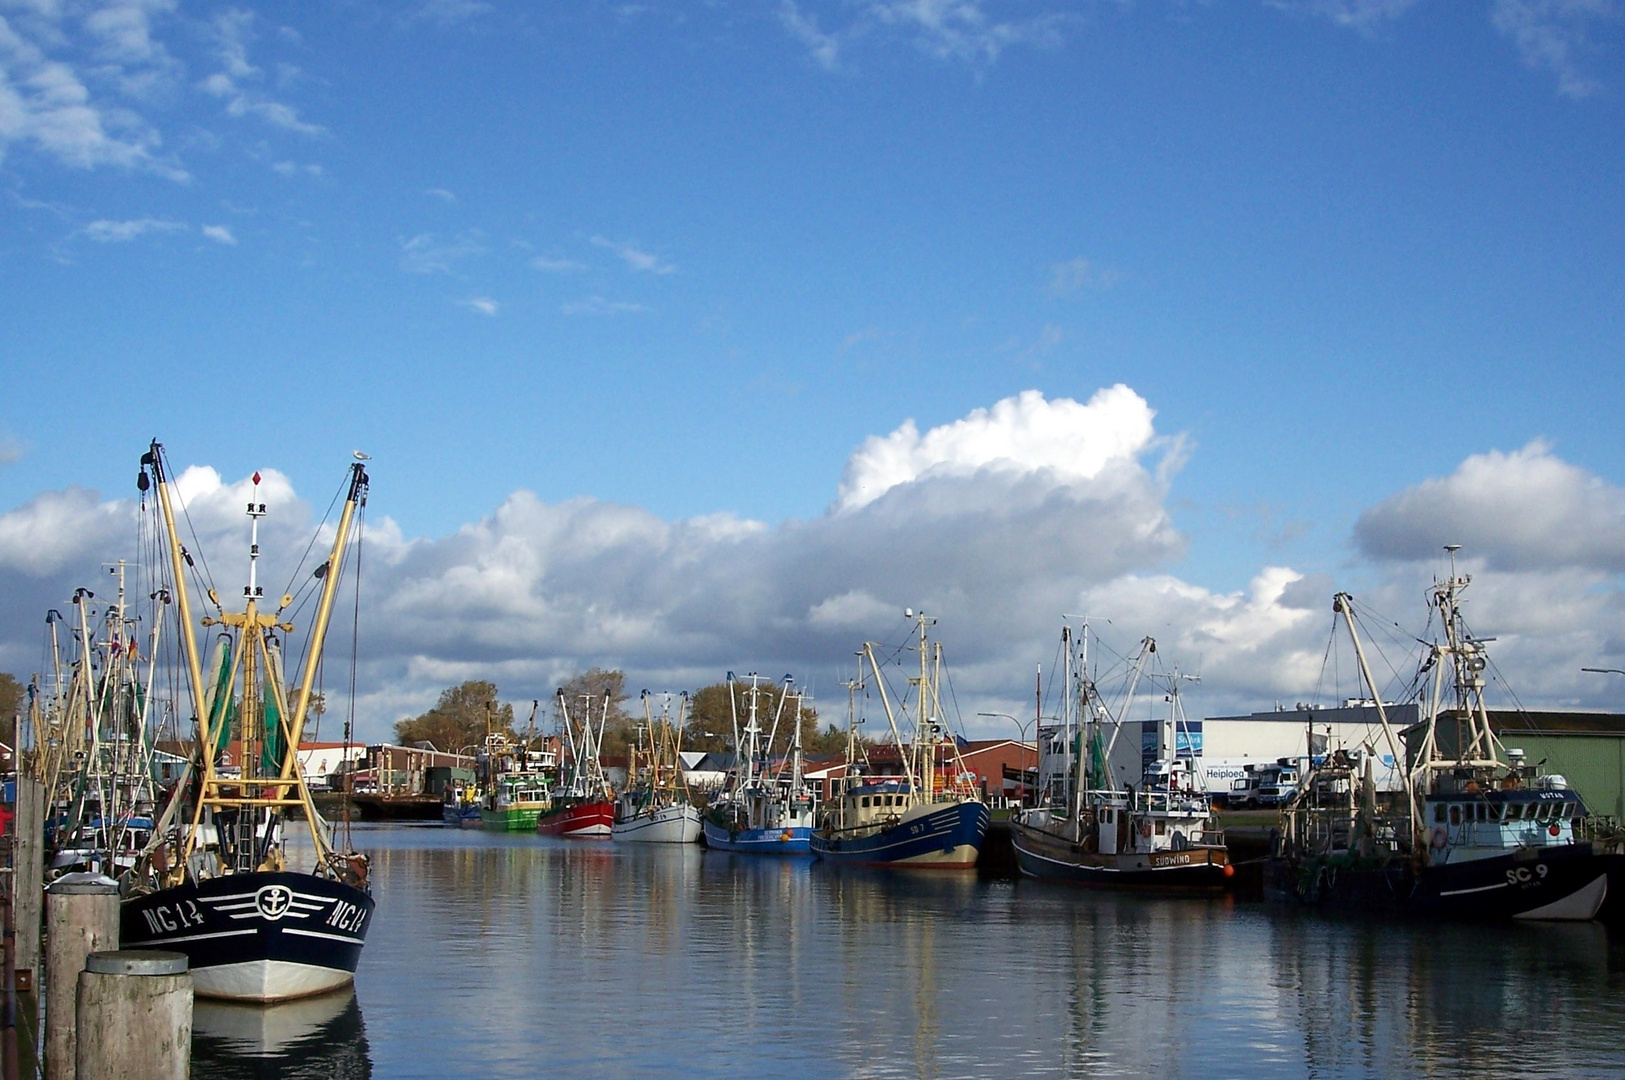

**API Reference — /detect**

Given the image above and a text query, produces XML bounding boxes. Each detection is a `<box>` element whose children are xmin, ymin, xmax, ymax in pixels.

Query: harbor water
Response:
<box><xmin>192</xmin><ymin>824</ymin><xmax>1625</xmax><ymax>1079</ymax></box>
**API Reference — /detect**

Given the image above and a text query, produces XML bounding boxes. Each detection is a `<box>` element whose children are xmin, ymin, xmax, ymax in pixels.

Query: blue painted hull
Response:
<box><xmin>811</xmin><ymin>801</ymin><xmax>989</xmax><ymax>868</ymax></box>
<box><xmin>701</xmin><ymin>817</ymin><xmax>813</xmax><ymax>854</ymax></box>
<box><xmin>441</xmin><ymin>805</ymin><xmax>481</xmax><ymax>827</ymax></box>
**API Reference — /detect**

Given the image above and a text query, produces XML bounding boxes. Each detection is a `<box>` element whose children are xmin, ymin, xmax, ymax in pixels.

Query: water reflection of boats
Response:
<box><xmin>191</xmin><ymin>986</ymin><xmax>371</xmax><ymax>1079</ymax></box>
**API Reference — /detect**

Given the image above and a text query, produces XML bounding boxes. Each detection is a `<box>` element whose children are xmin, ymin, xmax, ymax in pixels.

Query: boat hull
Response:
<box><xmin>480</xmin><ymin>805</ymin><xmax>546</xmax><ymax>831</ymax></box>
<box><xmin>1266</xmin><ymin>841</ymin><xmax>1608</xmax><ymax>921</ymax></box>
<box><xmin>537</xmin><ymin>801</ymin><xmax>614</xmax><ymax>838</ymax></box>
<box><xmin>1010</xmin><ymin>818</ymin><xmax>1230</xmax><ymax>890</ymax></box>
<box><xmin>350</xmin><ymin>794</ymin><xmax>442</xmax><ymax>821</ymax></box>
<box><xmin>441</xmin><ymin>804</ymin><xmax>481</xmax><ymax>827</ymax></box>
<box><xmin>612</xmin><ymin>804</ymin><xmax>701</xmax><ymax>843</ymax></box>
<box><xmin>811</xmin><ymin>801</ymin><xmax>989</xmax><ymax>869</ymax></box>
<box><xmin>701</xmin><ymin>817</ymin><xmax>813</xmax><ymax>854</ymax></box>
<box><xmin>121</xmin><ymin>871</ymin><xmax>373</xmax><ymax>1002</ymax></box>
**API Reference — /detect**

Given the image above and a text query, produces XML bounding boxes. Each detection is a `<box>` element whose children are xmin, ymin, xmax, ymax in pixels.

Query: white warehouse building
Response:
<box><xmin>1038</xmin><ymin>702</ymin><xmax>1417</xmax><ymax>803</ymax></box>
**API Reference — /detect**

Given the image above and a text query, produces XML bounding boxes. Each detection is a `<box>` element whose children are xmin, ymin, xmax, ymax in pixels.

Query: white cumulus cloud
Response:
<box><xmin>1355</xmin><ymin>440</ymin><xmax>1625</xmax><ymax>572</ymax></box>
<box><xmin>836</xmin><ymin>385</ymin><xmax>1160</xmax><ymax>511</ymax></box>
<box><xmin>6</xmin><ymin>395</ymin><xmax>1625</xmax><ymax>740</ymax></box>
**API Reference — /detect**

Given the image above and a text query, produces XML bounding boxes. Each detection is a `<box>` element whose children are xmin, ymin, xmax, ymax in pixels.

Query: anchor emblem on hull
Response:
<box><xmin>255</xmin><ymin>885</ymin><xmax>294</xmax><ymax>920</ymax></box>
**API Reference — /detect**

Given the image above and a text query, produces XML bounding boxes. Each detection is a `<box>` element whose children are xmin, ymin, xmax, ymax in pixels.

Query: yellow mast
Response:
<box><xmin>142</xmin><ymin>443</ymin><xmax>369</xmax><ymax>876</ymax></box>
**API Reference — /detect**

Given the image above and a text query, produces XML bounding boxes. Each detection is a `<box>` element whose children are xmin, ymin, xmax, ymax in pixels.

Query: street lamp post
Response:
<box><xmin>979</xmin><ymin>712</ymin><xmax>1034</xmax><ymax>808</ymax></box>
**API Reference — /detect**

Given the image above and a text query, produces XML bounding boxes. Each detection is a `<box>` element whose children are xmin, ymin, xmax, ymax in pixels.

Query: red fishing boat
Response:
<box><xmin>537</xmin><ymin>800</ymin><xmax>615</xmax><ymax>838</ymax></box>
<box><xmin>538</xmin><ymin>689</ymin><xmax>615</xmax><ymax>839</ymax></box>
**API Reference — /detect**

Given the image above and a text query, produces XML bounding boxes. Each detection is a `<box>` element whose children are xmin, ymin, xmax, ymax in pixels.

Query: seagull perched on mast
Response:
<box><xmin>352</xmin><ymin>450</ymin><xmax>371</xmax><ymax>461</ymax></box>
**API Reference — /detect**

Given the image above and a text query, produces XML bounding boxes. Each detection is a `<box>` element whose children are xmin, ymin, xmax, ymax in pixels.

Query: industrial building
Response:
<box><xmin>1035</xmin><ymin>702</ymin><xmax>1625</xmax><ymax>821</ymax></box>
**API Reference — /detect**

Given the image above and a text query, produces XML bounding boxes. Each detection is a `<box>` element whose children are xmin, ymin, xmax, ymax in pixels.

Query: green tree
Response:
<box><xmin>805</xmin><ymin>722</ymin><xmax>862</xmax><ymax>758</ymax></box>
<box><xmin>555</xmin><ymin>668</ymin><xmax>633</xmax><ymax>758</ymax></box>
<box><xmin>684</xmin><ymin>680</ymin><xmax>820</xmax><ymax>757</ymax></box>
<box><xmin>0</xmin><ymin>672</ymin><xmax>23</xmax><ymax>726</ymax></box>
<box><xmin>395</xmin><ymin>680</ymin><xmax>515</xmax><ymax>753</ymax></box>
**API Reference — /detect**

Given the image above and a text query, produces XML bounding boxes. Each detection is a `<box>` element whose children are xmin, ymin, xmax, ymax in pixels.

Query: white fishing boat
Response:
<box><xmin>36</xmin><ymin>563</ymin><xmax>163</xmax><ymax>881</ymax></box>
<box><xmin>612</xmin><ymin>691</ymin><xmax>700</xmax><ymax>844</ymax></box>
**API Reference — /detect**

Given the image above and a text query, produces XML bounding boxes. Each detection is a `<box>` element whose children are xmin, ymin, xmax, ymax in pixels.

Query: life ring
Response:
<box><xmin>1430</xmin><ymin>826</ymin><xmax>1448</xmax><ymax>849</ymax></box>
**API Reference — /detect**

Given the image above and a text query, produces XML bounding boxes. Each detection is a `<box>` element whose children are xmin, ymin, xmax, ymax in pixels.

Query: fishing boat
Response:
<box><xmin>120</xmin><ymin>443</ymin><xmax>375</xmax><ymax>1001</ymax></box>
<box><xmin>701</xmin><ymin>673</ymin><xmax>818</xmax><ymax>855</ymax></box>
<box><xmin>811</xmin><ymin>612</ymin><xmax>989</xmax><ymax>868</ymax></box>
<box><xmin>612</xmin><ymin>691</ymin><xmax>701</xmax><ymax>844</ymax></box>
<box><xmin>537</xmin><ymin>689</ymin><xmax>615</xmax><ymax>838</ymax></box>
<box><xmin>1011</xmin><ymin>627</ymin><xmax>1231</xmax><ymax>890</ymax></box>
<box><xmin>1265</xmin><ymin>550</ymin><xmax>1608</xmax><ymax>921</ymax></box>
<box><xmin>36</xmin><ymin>566</ymin><xmax>163</xmax><ymax>880</ymax></box>
<box><xmin>440</xmin><ymin>781</ymin><xmax>482</xmax><ymax>828</ymax></box>
<box><xmin>481</xmin><ymin>769</ymin><xmax>551</xmax><ymax>832</ymax></box>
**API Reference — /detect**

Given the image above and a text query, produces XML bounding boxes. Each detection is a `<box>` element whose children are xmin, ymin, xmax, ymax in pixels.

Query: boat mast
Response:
<box><xmin>726</xmin><ymin>672</ymin><xmax>742</xmax><ymax>796</ymax></box>
<box><xmin>281</xmin><ymin>460</ymin><xmax>369</xmax><ymax>774</ymax></box>
<box><xmin>1435</xmin><ymin>546</ymin><xmax>1501</xmax><ymax>769</ymax></box>
<box><xmin>862</xmin><ymin>639</ymin><xmax>916</xmax><ymax>794</ymax></box>
<box><xmin>1072</xmin><ymin>624</ymin><xmax>1089</xmax><ymax>823</ymax></box>
<box><xmin>1332</xmin><ymin>592</ymin><xmax>1416</xmax><ymax>840</ymax></box>
<box><xmin>143</xmin><ymin>445</ymin><xmax>210</xmax><ymax>734</ymax></box>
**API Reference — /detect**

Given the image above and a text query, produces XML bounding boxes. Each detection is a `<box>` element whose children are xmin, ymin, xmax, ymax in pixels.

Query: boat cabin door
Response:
<box><xmin>1098</xmin><ymin>805</ymin><xmax>1119</xmax><ymax>855</ymax></box>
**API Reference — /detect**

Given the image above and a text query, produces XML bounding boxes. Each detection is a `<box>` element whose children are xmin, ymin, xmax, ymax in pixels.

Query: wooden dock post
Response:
<box><xmin>44</xmin><ymin>876</ymin><xmax>119</xmax><ymax>1080</ymax></box>
<box><xmin>14</xmin><ymin>779</ymin><xmax>44</xmax><ymax>984</ymax></box>
<box><xmin>75</xmin><ymin>951</ymin><xmax>190</xmax><ymax>1080</ymax></box>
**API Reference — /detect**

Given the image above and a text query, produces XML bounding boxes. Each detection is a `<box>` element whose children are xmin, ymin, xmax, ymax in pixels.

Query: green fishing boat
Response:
<box><xmin>481</xmin><ymin>773</ymin><xmax>552</xmax><ymax>831</ymax></box>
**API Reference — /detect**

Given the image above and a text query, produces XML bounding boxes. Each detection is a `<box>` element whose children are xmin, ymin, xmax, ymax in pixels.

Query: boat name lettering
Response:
<box><xmin>141</xmin><ymin>899</ymin><xmax>204</xmax><ymax>935</ymax></box>
<box><xmin>327</xmin><ymin>900</ymin><xmax>368</xmax><ymax>933</ymax></box>
<box><xmin>1506</xmin><ymin>863</ymin><xmax>1549</xmax><ymax>886</ymax></box>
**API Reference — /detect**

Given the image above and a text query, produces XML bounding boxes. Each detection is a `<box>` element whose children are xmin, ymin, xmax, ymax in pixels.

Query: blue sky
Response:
<box><xmin>3</xmin><ymin>0</ymin><xmax>1624</xmax><ymax>737</ymax></box>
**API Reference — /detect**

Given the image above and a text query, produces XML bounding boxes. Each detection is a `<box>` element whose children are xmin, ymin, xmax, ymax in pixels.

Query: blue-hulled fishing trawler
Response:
<box><xmin>811</xmin><ymin>613</ymin><xmax>989</xmax><ymax>868</ymax></box>
<box><xmin>702</xmin><ymin>673</ymin><xmax>818</xmax><ymax>854</ymax></box>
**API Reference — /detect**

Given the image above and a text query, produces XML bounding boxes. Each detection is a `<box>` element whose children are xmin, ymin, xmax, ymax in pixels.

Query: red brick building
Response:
<box><xmin>804</xmin><ymin>738</ymin><xmax>1036</xmax><ymax>806</ymax></box>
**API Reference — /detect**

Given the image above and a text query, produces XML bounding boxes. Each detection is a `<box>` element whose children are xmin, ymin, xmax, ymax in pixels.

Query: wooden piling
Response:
<box><xmin>44</xmin><ymin>877</ymin><xmax>119</xmax><ymax>1080</ymax></box>
<box><xmin>14</xmin><ymin>779</ymin><xmax>43</xmax><ymax>983</ymax></box>
<box><xmin>75</xmin><ymin>951</ymin><xmax>190</xmax><ymax>1080</ymax></box>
